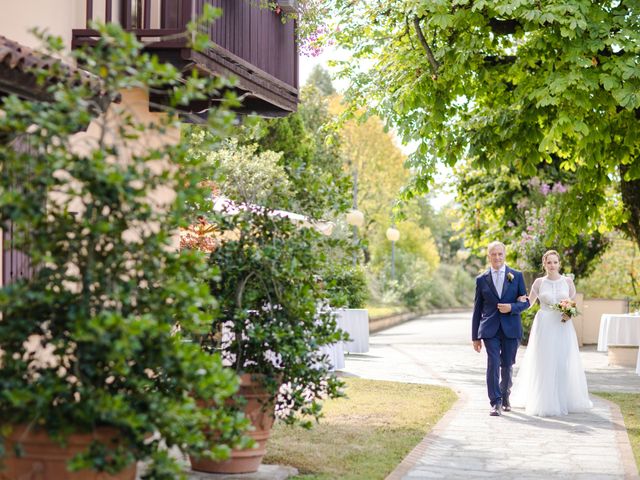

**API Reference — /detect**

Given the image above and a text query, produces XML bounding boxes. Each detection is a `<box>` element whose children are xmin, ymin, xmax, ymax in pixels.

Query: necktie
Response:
<box><xmin>495</xmin><ymin>270</ymin><xmax>504</xmax><ymax>297</ymax></box>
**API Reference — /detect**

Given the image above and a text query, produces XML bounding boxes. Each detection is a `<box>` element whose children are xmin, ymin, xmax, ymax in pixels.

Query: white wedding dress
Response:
<box><xmin>511</xmin><ymin>276</ymin><xmax>592</xmax><ymax>416</ymax></box>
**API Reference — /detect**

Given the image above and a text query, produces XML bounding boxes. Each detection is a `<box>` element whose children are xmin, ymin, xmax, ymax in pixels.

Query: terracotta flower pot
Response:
<box><xmin>190</xmin><ymin>373</ymin><xmax>276</xmax><ymax>474</ymax></box>
<box><xmin>0</xmin><ymin>424</ymin><xmax>136</xmax><ymax>480</ymax></box>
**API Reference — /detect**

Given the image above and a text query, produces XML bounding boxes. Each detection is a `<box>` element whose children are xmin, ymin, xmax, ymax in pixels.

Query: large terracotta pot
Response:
<box><xmin>189</xmin><ymin>373</ymin><xmax>276</xmax><ymax>474</ymax></box>
<box><xmin>0</xmin><ymin>424</ymin><xmax>136</xmax><ymax>480</ymax></box>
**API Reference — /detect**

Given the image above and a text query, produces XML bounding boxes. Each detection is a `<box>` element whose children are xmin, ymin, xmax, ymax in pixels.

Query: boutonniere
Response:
<box><xmin>506</xmin><ymin>272</ymin><xmax>514</xmax><ymax>282</ymax></box>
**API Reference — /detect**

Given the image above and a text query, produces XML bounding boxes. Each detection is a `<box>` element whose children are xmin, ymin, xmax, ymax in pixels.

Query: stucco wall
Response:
<box><xmin>0</xmin><ymin>0</ymin><xmax>85</xmax><ymax>50</ymax></box>
<box><xmin>581</xmin><ymin>298</ymin><xmax>629</xmax><ymax>344</ymax></box>
<box><xmin>0</xmin><ymin>0</ymin><xmax>168</xmax><ymax>52</ymax></box>
<box><xmin>68</xmin><ymin>87</ymin><xmax>181</xmax><ymax>248</ymax></box>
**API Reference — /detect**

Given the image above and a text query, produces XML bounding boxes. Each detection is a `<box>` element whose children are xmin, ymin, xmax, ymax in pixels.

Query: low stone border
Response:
<box><xmin>369</xmin><ymin>312</ymin><xmax>421</xmax><ymax>333</ymax></box>
<box><xmin>369</xmin><ymin>307</ymin><xmax>471</xmax><ymax>334</ymax></box>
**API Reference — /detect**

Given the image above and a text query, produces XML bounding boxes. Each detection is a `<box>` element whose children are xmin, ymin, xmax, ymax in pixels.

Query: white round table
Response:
<box><xmin>597</xmin><ymin>313</ymin><xmax>640</xmax><ymax>352</ymax></box>
<box><xmin>335</xmin><ymin>308</ymin><xmax>369</xmax><ymax>353</ymax></box>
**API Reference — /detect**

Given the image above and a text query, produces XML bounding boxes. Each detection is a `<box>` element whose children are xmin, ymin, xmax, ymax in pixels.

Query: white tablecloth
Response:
<box><xmin>319</xmin><ymin>342</ymin><xmax>345</xmax><ymax>371</ymax></box>
<box><xmin>335</xmin><ymin>308</ymin><xmax>369</xmax><ymax>353</ymax></box>
<box><xmin>597</xmin><ymin>313</ymin><xmax>640</xmax><ymax>352</ymax></box>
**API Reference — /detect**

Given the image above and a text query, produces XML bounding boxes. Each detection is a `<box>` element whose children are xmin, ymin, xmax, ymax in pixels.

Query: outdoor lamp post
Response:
<box><xmin>346</xmin><ymin>164</ymin><xmax>364</xmax><ymax>265</ymax></box>
<box><xmin>346</xmin><ymin>209</ymin><xmax>364</xmax><ymax>266</ymax></box>
<box><xmin>386</xmin><ymin>226</ymin><xmax>400</xmax><ymax>280</ymax></box>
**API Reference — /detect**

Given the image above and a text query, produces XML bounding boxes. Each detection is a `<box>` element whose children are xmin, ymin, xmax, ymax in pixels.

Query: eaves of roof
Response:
<box><xmin>0</xmin><ymin>35</ymin><xmax>103</xmax><ymax>102</ymax></box>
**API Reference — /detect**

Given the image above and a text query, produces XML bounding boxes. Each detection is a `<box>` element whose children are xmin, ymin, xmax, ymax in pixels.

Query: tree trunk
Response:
<box><xmin>619</xmin><ymin>163</ymin><xmax>640</xmax><ymax>250</ymax></box>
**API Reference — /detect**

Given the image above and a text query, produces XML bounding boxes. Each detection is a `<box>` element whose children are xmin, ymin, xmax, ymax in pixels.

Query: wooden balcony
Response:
<box><xmin>72</xmin><ymin>0</ymin><xmax>299</xmax><ymax>117</ymax></box>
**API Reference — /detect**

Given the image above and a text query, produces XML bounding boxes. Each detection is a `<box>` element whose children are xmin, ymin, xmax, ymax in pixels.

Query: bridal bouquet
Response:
<box><xmin>551</xmin><ymin>299</ymin><xmax>578</xmax><ymax>322</ymax></box>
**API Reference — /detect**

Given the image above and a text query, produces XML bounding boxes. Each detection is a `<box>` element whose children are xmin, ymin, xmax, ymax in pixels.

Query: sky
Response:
<box><xmin>299</xmin><ymin>45</ymin><xmax>349</xmax><ymax>92</ymax></box>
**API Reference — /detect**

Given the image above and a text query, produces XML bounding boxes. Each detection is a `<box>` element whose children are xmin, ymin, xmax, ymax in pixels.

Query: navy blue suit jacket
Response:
<box><xmin>472</xmin><ymin>266</ymin><xmax>529</xmax><ymax>340</ymax></box>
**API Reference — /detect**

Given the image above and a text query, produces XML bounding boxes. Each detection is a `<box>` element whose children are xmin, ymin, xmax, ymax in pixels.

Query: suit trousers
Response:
<box><xmin>483</xmin><ymin>325</ymin><xmax>519</xmax><ymax>406</ymax></box>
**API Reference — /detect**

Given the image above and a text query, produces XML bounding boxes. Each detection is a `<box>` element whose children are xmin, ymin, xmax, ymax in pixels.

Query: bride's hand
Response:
<box><xmin>517</xmin><ymin>295</ymin><xmax>528</xmax><ymax>302</ymax></box>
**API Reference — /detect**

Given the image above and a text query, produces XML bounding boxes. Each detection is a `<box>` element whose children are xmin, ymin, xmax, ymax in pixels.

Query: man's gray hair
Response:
<box><xmin>487</xmin><ymin>241</ymin><xmax>506</xmax><ymax>254</ymax></box>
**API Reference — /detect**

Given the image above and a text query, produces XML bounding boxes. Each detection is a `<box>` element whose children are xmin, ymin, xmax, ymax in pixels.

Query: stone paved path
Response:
<box><xmin>341</xmin><ymin>311</ymin><xmax>640</xmax><ymax>479</ymax></box>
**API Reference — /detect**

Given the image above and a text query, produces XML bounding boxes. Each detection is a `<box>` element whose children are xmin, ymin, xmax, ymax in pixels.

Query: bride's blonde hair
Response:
<box><xmin>541</xmin><ymin>249</ymin><xmax>561</xmax><ymax>271</ymax></box>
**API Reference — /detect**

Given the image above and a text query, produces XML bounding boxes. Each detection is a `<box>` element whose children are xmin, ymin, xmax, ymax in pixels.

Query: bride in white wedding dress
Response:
<box><xmin>511</xmin><ymin>250</ymin><xmax>593</xmax><ymax>417</ymax></box>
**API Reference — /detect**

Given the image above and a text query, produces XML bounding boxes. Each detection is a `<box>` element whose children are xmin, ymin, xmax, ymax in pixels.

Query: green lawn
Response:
<box><xmin>263</xmin><ymin>378</ymin><xmax>457</xmax><ymax>479</ymax></box>
<box><xmin>594</xmin><ymin>392</ymin><xmax>640</xmax><ymax>469</ymax></box>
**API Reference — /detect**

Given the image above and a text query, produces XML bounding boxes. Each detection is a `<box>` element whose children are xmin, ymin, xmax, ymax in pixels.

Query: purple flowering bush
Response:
<box><xmin>456</xmin><ymin>164</ymin><xmax>609</xmax><ymax>278</ymax></box>
<box><xmin>299</xmin><ymin>24</ymin><xmax>332</xmax><ymax>57</ymax></box>
<box><xmin>515</xmin><ymin>195</ymin><xmax>609</xmax><ymax>278</ymax></box>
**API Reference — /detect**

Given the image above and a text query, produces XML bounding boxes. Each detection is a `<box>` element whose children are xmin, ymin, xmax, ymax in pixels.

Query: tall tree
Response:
<box><xmin>414</xmin><ymin>196</ymin><xmax>465</xmax><ymax>264</ymax></box>
<box><xmin>328</xmin><ymin>96</ymin><xmax>410</xmax><ymax>262</ymax></box>
<box><xmin>252</xmin><ymin>87</ymin><xmax>351</xmax><ymax>219</ymax></box>
<box><xmin>306</xmin><ymin>65</ymin><xmax>336</xmax><ymax>96</ymax></box>
<box><xmin>328</xmin><ymin>1</ymin><xmax>640</xmax><ymax>250</ymax></box>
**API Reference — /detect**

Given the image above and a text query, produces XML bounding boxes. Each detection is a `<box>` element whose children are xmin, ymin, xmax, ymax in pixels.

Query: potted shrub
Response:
<box><xmin>0</xmin><ymin>21</ymin><xmax>248</xmax><ymax>479</ymax></box>
<box><xmin>184</xmin><ymin>140</ymin><xmax>349</xmax><ymax>473</ymax></box>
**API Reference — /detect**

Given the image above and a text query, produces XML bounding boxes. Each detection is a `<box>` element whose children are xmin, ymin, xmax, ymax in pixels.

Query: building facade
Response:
<box><xmin>0</xmin><ymin>0</ymin><xmax>299</xmax><ymax>287</ymax></box>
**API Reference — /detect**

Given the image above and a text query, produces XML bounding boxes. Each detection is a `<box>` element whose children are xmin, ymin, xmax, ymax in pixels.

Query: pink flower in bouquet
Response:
<box><xmin>552</xmin><ymin>298</ymin><xmax>578</xmax><ymax>322</ymax></box>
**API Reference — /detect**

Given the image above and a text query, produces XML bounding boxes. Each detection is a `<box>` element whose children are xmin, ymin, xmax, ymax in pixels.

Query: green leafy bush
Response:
<box><xmin>324</xmin><ymin>264</ymin><xmax>368</xmax><ymax>309</ymax></box>
<box><xmin>187</xmin><ymin>124</ymin><xmax>351</xmax><ymax>429</ymax></box>
<box><xmin>576</xmin><ymin>236</ymin><xmax>640</xmax><ymax>309</ymax></box>
<box><xmin>0</xmin><ymin>22</ymin><xmax>246</xmax><ymax>478</ymax></box>
<box><xmin>367</xmin><ymin>255</ymin><xmax>475</xmax><ymax>312</ymax></box>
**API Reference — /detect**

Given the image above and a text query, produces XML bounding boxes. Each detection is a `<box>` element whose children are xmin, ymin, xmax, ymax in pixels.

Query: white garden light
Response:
<box><xmin>385</xmin><ymin>226</ymin><xmax>400</xmax><ymax>242</ymax></box>
<box><xmin>346</xmin><ymin>209</ymin><xmax>365</xmax><ymax>228</ymax></box>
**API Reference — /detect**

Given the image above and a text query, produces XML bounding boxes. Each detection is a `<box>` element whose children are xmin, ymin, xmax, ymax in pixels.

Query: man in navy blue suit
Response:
<box><xmin>472</xmin><ymin>241</ymin><xmax>529</xmax><ymax>416</ymax></box>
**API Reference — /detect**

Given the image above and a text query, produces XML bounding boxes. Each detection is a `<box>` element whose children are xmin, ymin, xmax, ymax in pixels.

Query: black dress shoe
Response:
<box><xmin>490</xmin><ymin>403</ymin><xmax>502</xmax><ymax>416</ymax></box>
<box><xmin>502</xmin><ymin>399</ymin><xmax>511</xmax><ymax>412</ymax></box>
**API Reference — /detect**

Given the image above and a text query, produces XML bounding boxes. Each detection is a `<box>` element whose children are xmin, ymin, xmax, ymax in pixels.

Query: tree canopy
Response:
<box><xmin>328</xmin><ymin>0</ymin><xmax>640</xmax><ymax>250</ymax></box>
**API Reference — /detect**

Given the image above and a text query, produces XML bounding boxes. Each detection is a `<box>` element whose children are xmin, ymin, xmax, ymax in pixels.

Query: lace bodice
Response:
<box><xmin>529</xmin><ymin>276</ymin><xmax>576</xmax><ymax>310</ymax></box>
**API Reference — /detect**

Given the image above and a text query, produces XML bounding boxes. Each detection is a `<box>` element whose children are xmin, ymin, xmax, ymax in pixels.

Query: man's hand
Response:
<box><xmin>497</xmin><ymin>303</ymin><xmax>512</xmax><ymax>313</ymax></box>
<box><xmin>473</xmin><ymin>340</ymin><xmax>482</xmax><ymax>352</ymax></box>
